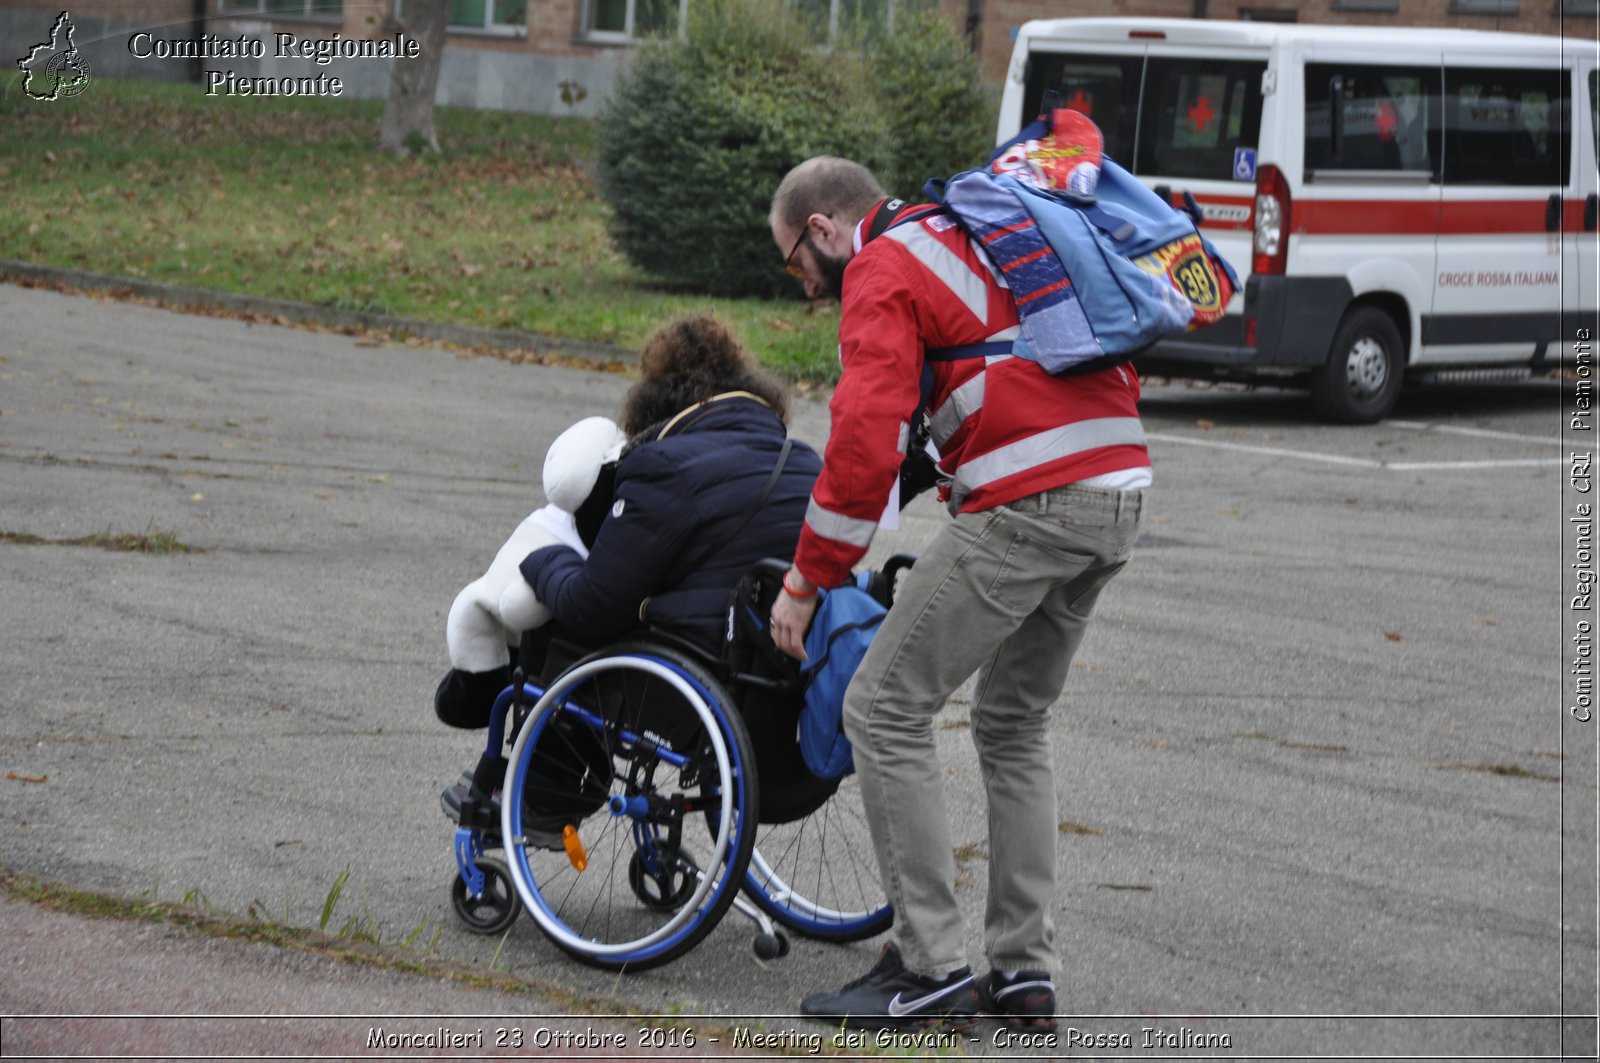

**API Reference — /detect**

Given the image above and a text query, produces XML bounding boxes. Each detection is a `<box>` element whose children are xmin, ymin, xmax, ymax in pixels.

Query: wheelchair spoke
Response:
<box><xmin>747</xmin><ymin>775</ymin><xmax>892</xmax><ymax>941</ymax></box>
<box><xmin>499</xmin><ymin>647</ymin><xmax>756</xmax><ymax>970</ymax></box>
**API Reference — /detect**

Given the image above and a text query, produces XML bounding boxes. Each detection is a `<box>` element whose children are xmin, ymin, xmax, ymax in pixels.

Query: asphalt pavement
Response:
<box><xmin>0</xmin><ymin>282</ymin><xmax>1595</xmax><ymax>1060</ymax></box>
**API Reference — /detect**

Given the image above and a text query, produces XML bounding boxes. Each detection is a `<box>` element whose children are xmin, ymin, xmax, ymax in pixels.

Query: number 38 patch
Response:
<box><xmin>1134</xmin><ymin>233</ymin><xmax>1232</xmax><ymax>325</ymax></box>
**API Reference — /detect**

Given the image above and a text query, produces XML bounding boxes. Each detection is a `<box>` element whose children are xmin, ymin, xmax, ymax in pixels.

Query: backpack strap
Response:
<box><xmin>925</xmin><ymin>341</ymin><xmax>1015</xmax><ymax>362</ymax></box>
<box><xmin>1078</xmin><ymin>204</ymin><xmax>1137</xmax><ymax>242</ymax></box>
<box><xmin>862</xmin><ymin>197</ymin><xmax>926</xmax><ymax>243</ymax></box>
<box><xmin>676</xmin><ymin>437</ymin><xmax>794</xmax><ymax>577</ymax></box>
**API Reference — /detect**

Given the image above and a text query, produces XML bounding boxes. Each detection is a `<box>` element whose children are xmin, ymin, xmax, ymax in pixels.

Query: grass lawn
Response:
<box><xmin>0</xmin><ymin>78</ymin><xmax>842</xmax><ymax>382</ymax></box>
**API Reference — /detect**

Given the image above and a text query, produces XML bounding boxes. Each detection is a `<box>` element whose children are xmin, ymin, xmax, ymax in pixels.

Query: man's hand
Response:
<box><xmin>769</xmin><ymin>567</ymin><xmax>819</xmax><ymax>660</ymax></box>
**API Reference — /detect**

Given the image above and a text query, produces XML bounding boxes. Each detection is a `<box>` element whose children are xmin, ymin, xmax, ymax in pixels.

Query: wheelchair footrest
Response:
<box><xmin>441</xmin><ymin>770</ymin><xmax>501</xmax><ymax>830</ymax></box>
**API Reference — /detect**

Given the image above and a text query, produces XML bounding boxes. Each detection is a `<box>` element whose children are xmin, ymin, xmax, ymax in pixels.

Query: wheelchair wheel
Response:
<box><xmin>745</xmin><ymin>773</ymin><xmax>893</xmax><ymax>942</ymax></box>
<box><xmin>501</xmin><ymin>644</ymin><xmax>758</xmax><ymax>971</ymax></box>
<box><xmin>450</xmin><ymin>853</ymin><xmax>521</xmax><ymax>935</ymax></box>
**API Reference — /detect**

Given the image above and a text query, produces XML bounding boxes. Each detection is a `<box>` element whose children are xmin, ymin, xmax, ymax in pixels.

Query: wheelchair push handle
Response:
<box><xmin>861</xmin><ymin>553</ymin><xmax>917</xmax><ymax>610</ymax></box>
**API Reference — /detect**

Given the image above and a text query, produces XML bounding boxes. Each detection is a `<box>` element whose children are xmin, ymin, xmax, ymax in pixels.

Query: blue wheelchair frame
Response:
<box><xmin>444</xmin><ymin>560</ymin><xmax>901</xmax><ymax>970</ymax></box>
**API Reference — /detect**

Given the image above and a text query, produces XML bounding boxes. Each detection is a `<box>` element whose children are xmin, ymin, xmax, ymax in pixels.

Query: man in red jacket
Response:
<box><xmin>768</xmin><ymin>156</ymin><xmax>1151</xmax><ymax>1032</ymax></box>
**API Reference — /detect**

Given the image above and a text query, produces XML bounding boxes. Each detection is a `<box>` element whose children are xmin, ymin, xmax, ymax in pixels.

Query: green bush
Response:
<box><xmin>596</xmin><ymin>0</ymin><xmax>994</xmax><ymax>299</ymax></box>
<box><xmin>597</xmin><ymin>0</ymin><xmax>889</xmax><ymax>298</ymax></box>
<box><xmin>867</xmin><ymin>9</ymin><xmax>996</xmax><ymax>199</ymax></box>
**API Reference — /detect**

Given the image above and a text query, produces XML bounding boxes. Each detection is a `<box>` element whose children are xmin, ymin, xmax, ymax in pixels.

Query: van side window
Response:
<box><xmin>1134</xmin><ymin>59</ymin><xmax>1266</xmax><ymax>181</ymax></box>
<box><xmin>1022</xmin><ymin>54</ymin><xmax>1142</xmax><ymax>165</ymax></box>
<box><xmin>1591</xmin><ymin>70</ymin><xmax>1598</xmax><ymax>167</ymax></box>
<box><xmin>1305</xmin><ymin>63</ymin><xmax>1437</xmax><ymax>178</ymax></box>
<box><xmin>1441</xmin><ymin>68</ymin><xmax>1571</xmax><ymax>186</ymax></box>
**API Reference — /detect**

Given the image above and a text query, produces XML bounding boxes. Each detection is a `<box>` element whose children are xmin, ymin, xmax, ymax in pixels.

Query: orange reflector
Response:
<box><xmin>562</xmin><ymin>824</ymin><xmax>588</xmax><ymax>872</ymax></box>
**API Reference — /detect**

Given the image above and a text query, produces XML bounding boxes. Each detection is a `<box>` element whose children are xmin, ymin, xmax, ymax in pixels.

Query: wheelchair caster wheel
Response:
<box><xmin>753</xmin><ymin>930</ymin><xmax>789</xmax><ymax>960</ymax></box>
<box><xmin>628</xmin><ymin>849</ymin><xmax>698</xmax><ymax>910</ymax></box>
<box><xmin>451</xmin><ymin>855</ymin><xmax>521</xmax><ymax>935</ymax></box>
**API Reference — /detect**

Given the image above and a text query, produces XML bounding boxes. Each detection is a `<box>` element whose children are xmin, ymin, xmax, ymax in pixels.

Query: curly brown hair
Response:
<box><xmin>620</xmin><ymin>313</ymin><xmax>790</xmax><ymax>438</ymax></box>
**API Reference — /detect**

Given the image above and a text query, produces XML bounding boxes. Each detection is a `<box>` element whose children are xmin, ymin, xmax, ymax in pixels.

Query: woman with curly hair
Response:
<box><xmin>517</xmin><ymin>312</ymin><xmax>822</xmax><ymax>654</ymax></box>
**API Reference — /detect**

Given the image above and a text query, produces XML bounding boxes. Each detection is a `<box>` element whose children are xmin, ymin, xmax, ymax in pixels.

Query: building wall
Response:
<box><xmin>4</xmin><ymin>0</ymin><xmax>1595</xmax><ymax>114</ymax></box>
<box><xmin>1</xmin><ymin>0</ymin><xmax>622</xmax><ymax>114</ymax></box>
<box><xmin>971</xmin><ymin>0</ymin><xmax>1598</xmax><ymax>83</ymax></box>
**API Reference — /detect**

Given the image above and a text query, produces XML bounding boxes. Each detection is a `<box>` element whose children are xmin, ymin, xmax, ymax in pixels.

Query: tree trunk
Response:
<box><xmin>378</xmin><ymin>0</ymin><xmax>451</xmax><ymax>155</ymax></box>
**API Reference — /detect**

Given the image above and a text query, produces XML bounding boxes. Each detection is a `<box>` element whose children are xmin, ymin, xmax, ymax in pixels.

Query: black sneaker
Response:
<box><xmin>978</xmin><ymin>969</ymin><xmax>1057</xmax><ymax>1030</ymax></box>
<box><xmin>801</xmin><ymin>944</ymin><xmax>979</xmax><ymax>1031</ymax></box>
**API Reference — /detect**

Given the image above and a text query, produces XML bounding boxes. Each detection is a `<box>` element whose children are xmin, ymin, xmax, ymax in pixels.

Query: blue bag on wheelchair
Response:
<box><xmin>798</xmin><ymin>581</ymin><xmax>887</xmax><ymax>780</ymax></box>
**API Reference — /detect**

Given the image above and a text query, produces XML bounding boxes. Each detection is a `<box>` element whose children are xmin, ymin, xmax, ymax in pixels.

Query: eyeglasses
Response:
<box><xmin>783</xmin><ymin>214</ymin><xmax>830</xmax><ymax>280</ymax></box>
<box><xmin>783</xmin><ymin>227</ymin><xmax>810</xmax><ymax>280</ymax></box>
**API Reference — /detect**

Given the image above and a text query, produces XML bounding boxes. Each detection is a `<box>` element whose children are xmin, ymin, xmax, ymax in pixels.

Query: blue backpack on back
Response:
<box><xmin>925</xmin><ymin>104</ymin><xmax>1239</xmax><ymax>376</ymax></box>
<box><xmin>797</xmin><ymin>579</ymin><xmax>887</xmax><ymax>780</ymax></box>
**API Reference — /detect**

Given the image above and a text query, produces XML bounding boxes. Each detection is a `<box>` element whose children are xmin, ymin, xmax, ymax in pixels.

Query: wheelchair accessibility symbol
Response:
<box><xmin>1232</xmin><ymin>148</ymin><xmax>1257</xmax><ymax>182</ymax></box>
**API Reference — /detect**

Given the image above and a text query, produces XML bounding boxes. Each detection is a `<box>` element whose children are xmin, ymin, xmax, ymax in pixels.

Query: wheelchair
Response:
<box><xmin>440</xmin><ymin>557</ymin><xmax>911</xmax><ymax>972</ymax></box>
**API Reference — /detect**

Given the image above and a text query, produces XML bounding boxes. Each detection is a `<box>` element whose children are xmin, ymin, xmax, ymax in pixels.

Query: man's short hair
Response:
<box><xmin>770</xmin><ymin>157</ymin><xmax>887</xmax><ymax>233</ymax></box>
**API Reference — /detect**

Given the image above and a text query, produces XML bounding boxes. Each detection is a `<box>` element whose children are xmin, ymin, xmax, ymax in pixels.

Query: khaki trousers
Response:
<box><xmin>842</xmin><ymin>483</ymin><xmax>1147</xmax><ymax>977</ymax></box>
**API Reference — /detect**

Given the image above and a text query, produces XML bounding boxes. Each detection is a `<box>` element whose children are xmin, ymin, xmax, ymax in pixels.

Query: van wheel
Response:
<box><xmin>1311</xmin><ymin>307</ymin><xmax>1404</xmax><ymax>424</ymax></box>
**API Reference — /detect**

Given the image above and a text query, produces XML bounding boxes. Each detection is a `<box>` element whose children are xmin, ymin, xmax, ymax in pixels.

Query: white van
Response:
<box><xmin>999</xmin><ymin>18</ymin><xmax>1598</xmax><ymax>421</ymax></box>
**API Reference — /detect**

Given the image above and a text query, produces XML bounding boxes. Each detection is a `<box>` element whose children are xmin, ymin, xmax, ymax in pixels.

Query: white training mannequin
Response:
<box><xmin>444</xmin><ymin>416</ymin><xmax>626</xmax><ymax>674</ymax></box>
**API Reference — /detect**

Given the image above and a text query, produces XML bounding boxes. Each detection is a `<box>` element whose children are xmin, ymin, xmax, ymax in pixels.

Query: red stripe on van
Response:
<box><xmin>1295</xmin><ymin>200</ymin><xmax>1435</xmax><ymax>235</ymax></box>
<box><xmin>1295</xmin><ymin>198</ymin><xmax>1588</xmax><ymax>236</ymax></box>
<box><xmin>1438</xmin><ymin>200</ymin><xmax>1563</xmax><ymax>234</ymax></box>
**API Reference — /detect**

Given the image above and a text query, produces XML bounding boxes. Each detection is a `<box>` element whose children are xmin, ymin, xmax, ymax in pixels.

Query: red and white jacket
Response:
<box><xmin>793</xmin><ymin>200</ymin><xmax>1152</xmax><ymax>590</ymax></box>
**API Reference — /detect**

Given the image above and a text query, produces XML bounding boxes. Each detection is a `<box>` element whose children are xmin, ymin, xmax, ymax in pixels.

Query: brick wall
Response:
<box><xmin>3</xmin><ymin>0</ymin><xmax>1589</xmax><ymax>80</ymax></box>
<box><xmin>3</xmin><ymin>0</ymin><xmax>1590</xmax><ymax>112</ymax></box>
<box><xmin>2</xmin><ymin>0</ymin><xmax>192</xmax><ymax>17</ymax></box>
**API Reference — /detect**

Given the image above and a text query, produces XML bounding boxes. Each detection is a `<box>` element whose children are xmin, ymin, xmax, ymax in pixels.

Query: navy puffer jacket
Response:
<box><xmin>521</xmin><ymin>395</ymin><xmax>822</xmax><ymax>652</ymax></box>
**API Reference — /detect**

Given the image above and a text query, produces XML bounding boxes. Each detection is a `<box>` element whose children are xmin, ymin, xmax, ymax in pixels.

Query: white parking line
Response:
<box><xmin>1147</xmin><ymin>432</ymin><xmax>1379</xmax><ymax>467</ymax></box>
<box><xmin>1386</xmin><ymin>420</ymin><xmax>1561</xmax><ymax>446</ymax></box>
<box><xmin>1146</xmin><ymin>431</ymin><xmax>1565</xmax><ymax>471</ymax></box>
<box><xmin>1382</xmin><ymin>458</ymin><xmax>1565</xmax><ymax>470</ymax></box>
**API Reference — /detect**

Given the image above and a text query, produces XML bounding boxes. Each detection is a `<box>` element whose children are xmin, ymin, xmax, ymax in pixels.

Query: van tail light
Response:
<box><xmin>1252</xmin><ymin>163</ymin><xmax>1290</xmax><ymax>276</ymax></box>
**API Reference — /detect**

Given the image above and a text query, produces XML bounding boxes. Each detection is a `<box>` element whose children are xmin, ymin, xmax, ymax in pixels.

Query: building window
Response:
<box><xmin>1331</xmin><ymin>0</ymin><xmax>1399</xmax><ymax>11</ymax></box>
<box><xmin>448</xmin><ymin>0</ymin><xmax>527</xmax><ymax>31</ymax></box>
<box><xmin>393</xmin><ymin>0</ymin><xmax>525</xmax><ymax>34</ymax></box>
<box><xmin>1239</xmin><ymin>7</ymin><xmax>1299</xmax><ymax>20</ymax></box>
<box><xmin>1446</xmin><ymin>0</ymin><xmax>1519</xmax><ymax>12</ymax></box>
<box><xmin>584</xmin><ymin>0</ymin><xmax>684</xmax><ymax>39</ymax></box>
<box><xmin>218</xmin><ymin>0</ymin><xmax>342</xmax><ymax>16</ymax></box>
<box><xmin>786</xmin><ymin>0</ymin><xmax>934</xmax><ymax>45</ymax></box>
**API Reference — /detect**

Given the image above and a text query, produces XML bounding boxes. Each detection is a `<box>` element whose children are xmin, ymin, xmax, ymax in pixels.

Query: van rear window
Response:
<box><xmin>1022</xmin><ymin>54</ymin><xmax>1143</xmax><ymax>165</ymax></box>
<box><xmin>1023</xmin><ymin>53</ymin><xmax>1265</xmax><ymax>181</ymax></box>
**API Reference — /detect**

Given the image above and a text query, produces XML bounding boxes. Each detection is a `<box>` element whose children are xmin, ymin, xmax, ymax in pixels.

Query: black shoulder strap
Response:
<box><xmin>680</xmin><ymin>437</ymin><xmax>794</xmax><ymax>575</ymax></box>
<box><xmin>863</xmin><ymin>197</ymin><xmax>931</xmax><ymax>243</ymax></box>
